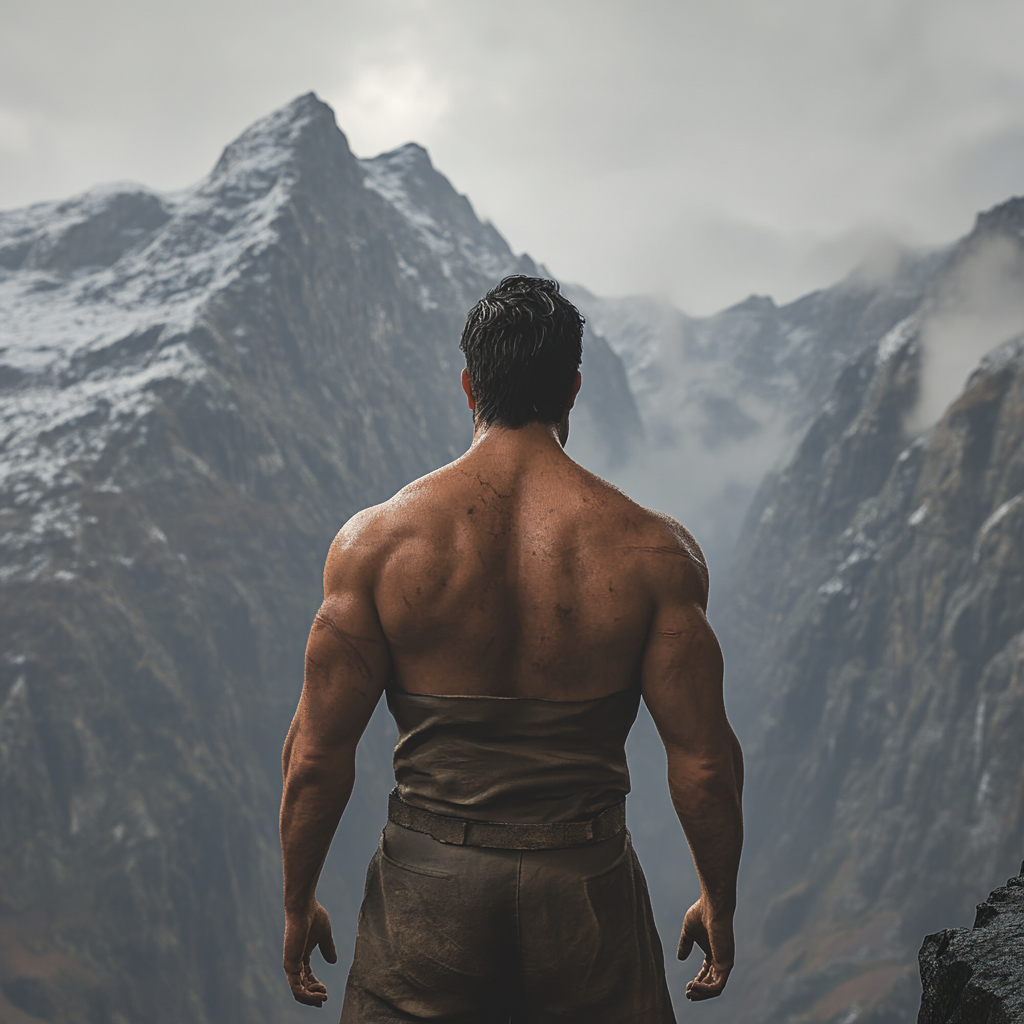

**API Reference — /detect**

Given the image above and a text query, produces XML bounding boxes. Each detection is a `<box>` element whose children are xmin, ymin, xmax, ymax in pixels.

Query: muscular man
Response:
<box><xmin>280</xmin><ymin>276</ymin><xmax>743</xmax><ymax>1023</ymax></box>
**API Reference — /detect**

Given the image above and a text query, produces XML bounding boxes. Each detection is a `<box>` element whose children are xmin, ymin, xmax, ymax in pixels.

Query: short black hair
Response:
<box><xmin>459</xmin><ymin>275</ymin><xmax>585</xmax><ymax>428</ymax></box>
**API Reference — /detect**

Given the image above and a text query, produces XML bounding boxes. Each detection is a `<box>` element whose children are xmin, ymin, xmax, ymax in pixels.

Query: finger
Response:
<box><xmin>290</xmin><ymin>984</ymin><xmax>326</xmax><ymax>1008</ymax></box>
<box><xmin>304</xmin><ymin>971</ymin><xmax>328</xmax><ymax>996</ymax></box>
<box><xmin>685</xmin><ymin>980</ymin><xmax>726</xmax><ymax>1001</ymax></box>
<box><xmin>318</xmin><ymin>926</ymin><xmax>338</xmax><ymax>965</ymax></box>
<box><xmin>677</xmin><ymin>933</ymin><xmax>694</xmax><ymax>961</ymax></box>
<box><xmin>688</xmin><ymin>958</ymin><xmax>711</xmax><ymax>987</ymax></box>
<box><xmin>284</xmin><ymin>967</ymin><xmax>328</xmax><ymax>1007</ymax></box>
<box><xmin>302</xmin><ymin>960</ymin><xmax>329</xmax><ymax>992</ymax></box>
<box><xmin>685</xmin><ymin>965</ymin><xmax>731</xmax><ymax>1001</ymax></box>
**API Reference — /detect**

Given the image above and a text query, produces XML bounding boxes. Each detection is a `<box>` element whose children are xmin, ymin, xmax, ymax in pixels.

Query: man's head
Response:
<box><xmin>459</xmin><ymin>276</ymin><xmax>584</xmax><ymax>430</ymax></box>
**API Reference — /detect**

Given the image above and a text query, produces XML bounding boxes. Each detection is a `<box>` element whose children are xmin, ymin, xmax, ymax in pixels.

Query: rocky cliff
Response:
<box><xmin>711</xmin><ymin>197</ymin><xmax>1024</xmax><ymax>1023</ymax></box>
<box><xmin>0</xmin><ymin>93</ymin><xmax>640</xmax><ymax>1024</ymax></box>
<box><xmin>917</xmin><ymin>862</ymin><xmax>1024</xmax><ymax>1024</ymax></box>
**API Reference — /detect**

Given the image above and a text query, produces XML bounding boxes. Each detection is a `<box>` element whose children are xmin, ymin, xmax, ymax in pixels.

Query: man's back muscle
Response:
<box><xmin>341</xmin><ymin>431</ymin><xmax>708</xmax><ymax>702</ymax></box>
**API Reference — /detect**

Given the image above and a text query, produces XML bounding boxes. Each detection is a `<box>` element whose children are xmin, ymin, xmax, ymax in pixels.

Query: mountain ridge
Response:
<box><xmin>0</xmin><ymin>92</ymin><xmax>638</xmax><ymax>1024</ymax></box>
<box><xmin>709</xmin><ymin>193</ymin><xmax>1024</xmax><ymax>1022</ymax></box>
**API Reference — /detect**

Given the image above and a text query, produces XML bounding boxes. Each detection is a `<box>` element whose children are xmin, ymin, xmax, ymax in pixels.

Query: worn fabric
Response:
<box><xmin>340</xmin><ymin>684</ymin><xmax>671</xmax><ymax>1022</ymax></box>
<box><xmin>387</xmin><ymin>684</ymin><xmax>642</xmax><ymax>823</ymax></box>
<box><xmin>340</xmin><ymin>822</ymin><xmax>675</xmax><ymax>1024</ymax></box>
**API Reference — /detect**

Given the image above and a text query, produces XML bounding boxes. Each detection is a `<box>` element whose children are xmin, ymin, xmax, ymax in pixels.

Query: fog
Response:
<box><xmin>4</xmin><ymin>0</ymin><xmax>1024</xmax><ymax>313</ymax></box>
<box><xmin>909</xmin><ymin>233</ymin><xmax>1024</xmax><ymax>431</ymax></box>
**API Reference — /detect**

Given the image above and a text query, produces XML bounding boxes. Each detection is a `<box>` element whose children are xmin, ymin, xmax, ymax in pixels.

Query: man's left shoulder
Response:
<box><xmin>639</xmin><ymin>509</ymin><xmax>710</xmax><ymax>604</ymax></box>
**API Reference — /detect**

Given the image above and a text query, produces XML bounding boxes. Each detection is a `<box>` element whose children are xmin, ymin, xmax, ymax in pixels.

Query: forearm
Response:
<box><xmin>280</xmin><ymin>747</ymin><xmax>355</xmax><ymax>912</ymax></box>
<box><xmin>667</xmin><ymin>750</ymin><xmax>743</xmax><ymax>915</ymax></box>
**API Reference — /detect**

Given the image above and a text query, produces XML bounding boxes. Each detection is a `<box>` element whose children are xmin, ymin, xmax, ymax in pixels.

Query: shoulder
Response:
<box><xmin>566</xmin><ymin>464</ymin><xmax>709</xmax><ymax>605</ymax></box>
<box><xmin>322</xmin><ymin>505</ymin><xmax>387</xmax><ymax>593</ymax></box>
<box><xmin>323</xmin><ymin>469</ymin><xmax>451</xmax><ymax>586</ymax></box>
<box><xmin>630</xmin><ymin>507</ymin><xmax>710</xmax><ymax>608</ymax></box>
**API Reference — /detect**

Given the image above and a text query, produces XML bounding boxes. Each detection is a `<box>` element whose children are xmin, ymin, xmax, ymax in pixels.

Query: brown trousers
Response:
<box><xmin>340</xmin><ymin>822</ymin><xmax>676</xmax><ymax>1024</ymax></box>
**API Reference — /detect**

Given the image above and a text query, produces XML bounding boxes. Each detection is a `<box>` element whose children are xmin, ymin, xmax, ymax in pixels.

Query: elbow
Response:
<box><xmin>666</xmin><ymin>749</ymin><xmax>742</xmax><ymax>801</ymax></box>
<box><xmin>283</xmin><ymin>747</ymin><xmax>355</xmax><ymax>793</ymax></box>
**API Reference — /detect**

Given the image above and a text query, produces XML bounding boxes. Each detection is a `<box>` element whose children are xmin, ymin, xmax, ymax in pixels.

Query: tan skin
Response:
<box><xmin>280</xmin><ymin>369</ymin><xmax>744</xmax><ymax>1007</ymax></box>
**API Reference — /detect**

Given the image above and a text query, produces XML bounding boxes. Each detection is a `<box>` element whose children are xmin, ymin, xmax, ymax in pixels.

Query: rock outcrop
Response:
<box><xmin>917</xmin><ymin>862</ymin><xmax>1024</xmax><ymax>1024</ymax></box>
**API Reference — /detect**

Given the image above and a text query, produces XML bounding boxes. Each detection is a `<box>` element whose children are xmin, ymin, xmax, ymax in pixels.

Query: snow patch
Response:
<box><xmin>983</xmin><ymin>494</ymin><xmax>1022</xmax><ymax>532</ymax></box>
<box><xmin>875</xmin><ymin>317</ymin><xmax>918</xmax><ymax>367</ymax></box>
<box><xmin>0</xmin><ymin>99</ymin><xmax>311</xmax><ymax>510</ymax></box>
<box><xmin>819</xmin><ymin>577</ymin><xmax>847</xmax><ymax>596</ymax></box>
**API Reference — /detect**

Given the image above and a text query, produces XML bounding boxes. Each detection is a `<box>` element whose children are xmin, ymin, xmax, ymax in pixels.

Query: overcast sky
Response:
<box><xmin>2</xmin><ymin>0</ymin><xmax>1023</xmax><ymax>313</ymax></box>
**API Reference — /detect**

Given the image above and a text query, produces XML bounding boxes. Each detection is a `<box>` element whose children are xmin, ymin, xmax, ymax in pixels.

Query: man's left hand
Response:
<box><xmin>283</xmin><ymin>900</ymin><xmax>338</xmax><ymax>1007</ymax></box>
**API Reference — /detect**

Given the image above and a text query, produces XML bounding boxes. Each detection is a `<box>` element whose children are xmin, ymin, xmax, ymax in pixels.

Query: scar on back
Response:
<box><xmin>659</xmin><ymin>630</ymin><xmax>682</xmax><ymax>637</ymax></box>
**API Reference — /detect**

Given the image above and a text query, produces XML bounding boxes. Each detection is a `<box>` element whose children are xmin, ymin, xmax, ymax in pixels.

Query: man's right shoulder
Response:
<box><xmin>325</xmin><ymin>471</ymin><xmax>446</xmax><ymax>573</ymax></box>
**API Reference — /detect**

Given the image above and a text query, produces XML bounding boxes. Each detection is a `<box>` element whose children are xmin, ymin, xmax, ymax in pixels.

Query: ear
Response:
<box><xmin>566</xmin><ymin>371</ymin><xmax>582</xmax><ymax>412</ymax></box>
<box><xmin>461</xmin><ymin>368</ymin><xmax>476</xmax><ymax>410</ymax></box>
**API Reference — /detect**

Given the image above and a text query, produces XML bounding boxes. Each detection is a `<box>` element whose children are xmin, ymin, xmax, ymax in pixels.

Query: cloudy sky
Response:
<box><xmin>2</xmin><ymin>0</ymin><xmax>1023</xmax><ymax>313</ymax></box>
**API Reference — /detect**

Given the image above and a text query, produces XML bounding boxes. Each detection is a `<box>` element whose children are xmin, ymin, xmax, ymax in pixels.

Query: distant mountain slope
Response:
<box><xmin>713</xmin><ymin>197</ymin><xmax>1024</xmax><ymax>1024</ymax></box>
<box><xmin>566</xmin><ymin>247</ymin><xmax>950</xmax><ymax>575</ymax></box>
<box><xmin>0</xmin><ymin>93</ymin><xmax>640</xmax><ymax>1024</ymax></box>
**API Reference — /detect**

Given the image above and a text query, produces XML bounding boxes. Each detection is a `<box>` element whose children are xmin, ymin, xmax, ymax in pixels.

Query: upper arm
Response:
<box><xmin>285</xmin><ymin>515</ymin><xmax>391</xmax><ymax>768</ymax></box>
<box><xmin>639</xmin><ymin>523</ymin><xmax>730</xmax><ymax>763</ymax></box>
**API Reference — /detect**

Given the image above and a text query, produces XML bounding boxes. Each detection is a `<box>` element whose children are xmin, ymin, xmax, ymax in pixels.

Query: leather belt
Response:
<box><xmin>387</xmin><ymin>789</ymin><xmax>626</xmax><ymax>851</ymax></box>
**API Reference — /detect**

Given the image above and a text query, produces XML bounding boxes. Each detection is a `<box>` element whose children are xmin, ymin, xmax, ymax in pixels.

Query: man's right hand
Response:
<box><xmin>678</xmin><ymin>897</ymin><xmax>735</xmax><ymax>1001</ymax></box>
<box><xmin>283</xmin><ymin>900</ymin><xmax>338</xmax><ymax>1007</ymax></box>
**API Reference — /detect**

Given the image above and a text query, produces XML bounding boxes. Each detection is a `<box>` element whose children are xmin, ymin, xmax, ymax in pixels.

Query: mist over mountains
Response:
<box><xmin>1</xmin><ymin>93</ymin><xmax>1022</xmax><ymax>1024</ymax></box>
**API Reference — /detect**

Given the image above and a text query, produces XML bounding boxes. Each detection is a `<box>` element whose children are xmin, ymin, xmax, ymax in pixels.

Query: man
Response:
<box><xmin>280</xmin><ymin>276</ymin><xmax>743</xmax><ymax>1023</ymax></box>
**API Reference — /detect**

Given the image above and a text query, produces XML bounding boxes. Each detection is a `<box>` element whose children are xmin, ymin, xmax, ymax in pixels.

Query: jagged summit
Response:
<box><xmin>360</xmin><ymin>139</ymin><xmax>528</xmax><ymax>289</ymax></box>
<box><xmin>726</xmin><ymin>293</ymin><xmax>777</xmax><ymax>313</ymax></box>
<box><xmin>209</xmin><ymin>91</ymin><xmax>331</xmax><ymax>172</ymax></box>
<box><xmin>0</xmin><ymin>92</ymin><xmax>639</xmax><ymax>524</ymax></box>
<box><xmin>972</xmin><ymin>192</ymin><xmax>1024</xmax><ymax>235</ymax></box>
<box><xmin>0</xmin><ymin>89</ymin><xmax>644</xmax><ymax>580</ymax></box>
<box><xmin>210</xmin><ymin>92</ymin><xmax>339</xmax><ymax>170</ymax></box>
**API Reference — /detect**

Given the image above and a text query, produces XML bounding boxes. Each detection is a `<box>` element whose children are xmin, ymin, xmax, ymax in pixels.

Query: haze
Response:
<box><xmin>2</xmin><ymin>0</ymin><xmax>1024</xmax><ymax>313</ymax></box>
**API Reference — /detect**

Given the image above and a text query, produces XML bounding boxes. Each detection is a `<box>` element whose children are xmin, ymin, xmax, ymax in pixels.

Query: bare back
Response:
<box><xmin>335</xmin><ymin>425</ymin><xmax>709</xmax><ymax>702</ymax></box>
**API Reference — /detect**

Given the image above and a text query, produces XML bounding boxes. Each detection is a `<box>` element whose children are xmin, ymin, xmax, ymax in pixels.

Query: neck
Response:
<box><xmin>467</xmin><ymin>420</ymin><xmax>569</xmax><ymax>461</ymax></box>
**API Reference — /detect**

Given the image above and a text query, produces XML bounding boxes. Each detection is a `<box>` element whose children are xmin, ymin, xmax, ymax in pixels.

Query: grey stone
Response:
<box><xmin>917</xmin><ymin>863</ymin><xmax>1024</xmax><ymax>1023</ymax></box>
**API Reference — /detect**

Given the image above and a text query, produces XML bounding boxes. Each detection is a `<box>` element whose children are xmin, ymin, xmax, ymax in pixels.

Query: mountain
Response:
<box><xmin>0</xmin><ymin>93</ymin><xmax>639</xmax><ymax>1024</ymax></box>
<box><xmin>711</xmin><ymin>197</ymin><xmax>1024</xmax><ymax>1024</ymax></box>
<box><xmin>3</xmin><ymin>88</ymin><xmax>1023</xmax><ymax>1024</ymax></box>
<box><xmin>565</xmin><ymin>244</ymin><xmax>949</xmax><ymax>576</ymax></box>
